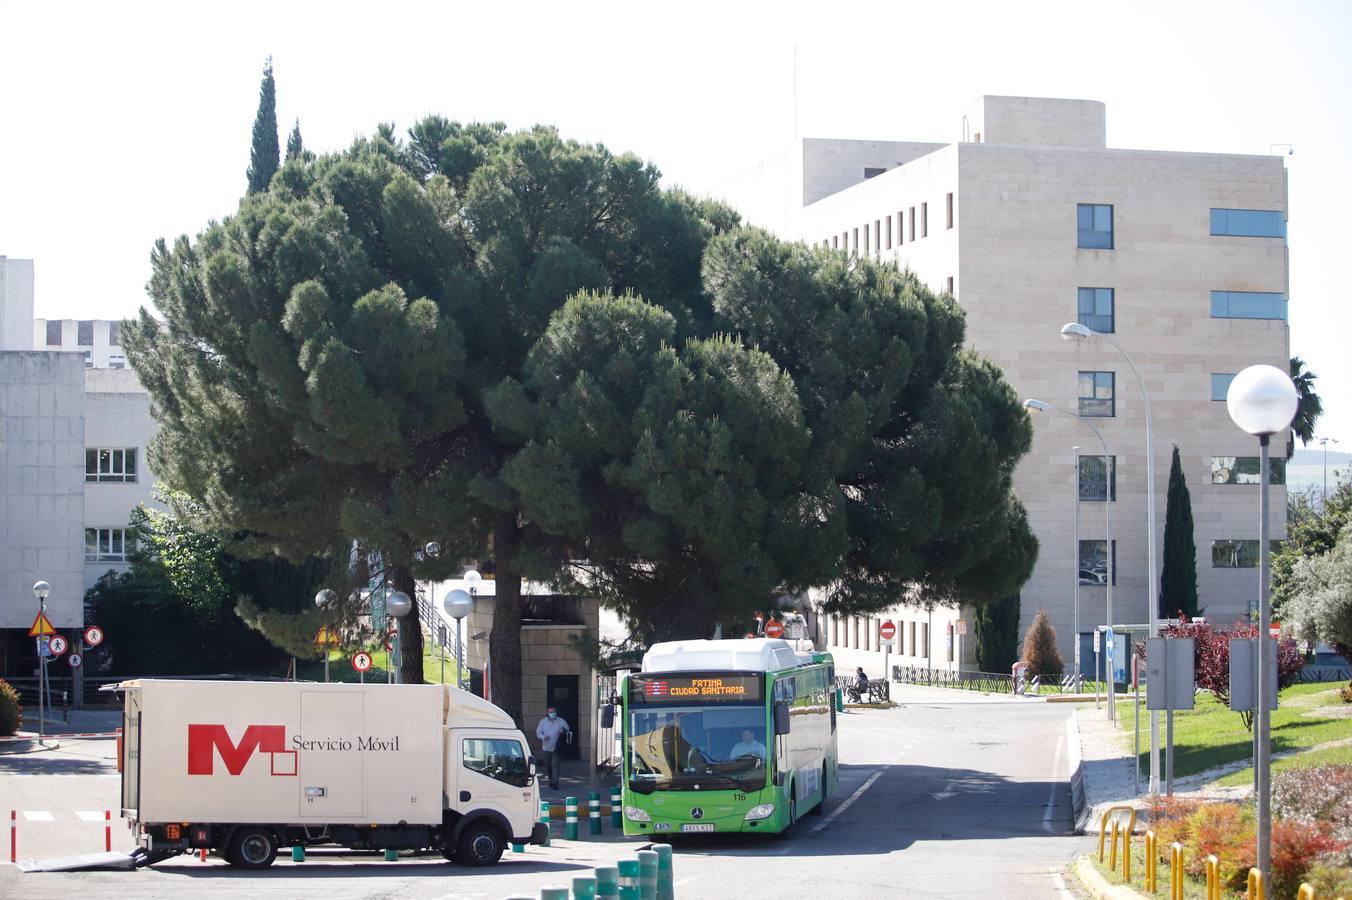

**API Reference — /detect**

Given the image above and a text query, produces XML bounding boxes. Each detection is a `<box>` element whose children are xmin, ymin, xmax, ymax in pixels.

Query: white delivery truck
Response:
<box><xmin>117</xmin><ymin>679</ymin><xmax>546</xmax><ymax>869</ymax></box>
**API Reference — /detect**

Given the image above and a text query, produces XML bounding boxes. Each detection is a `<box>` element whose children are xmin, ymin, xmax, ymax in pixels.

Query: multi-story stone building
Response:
<box><xmin>722</xmin><ymin>97</ymin><xmax>1290</xmax><ymax>674</ymax></box>
<box><xmin>1</xmin><ymin>257</ymin><xmax>158</xmax><ymax>675</ymax></box>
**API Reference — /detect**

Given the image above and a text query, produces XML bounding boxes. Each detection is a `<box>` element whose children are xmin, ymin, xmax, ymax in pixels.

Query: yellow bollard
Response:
<box><xmin>1144</xmin><ymin>830</ymin><xmax>1157</xmax><ymax>892</ymax></box>
<box><xmin>1297</xmin><ymin>885</ymin><xmax>1314</xmax><ymax>900</ymax></box>
<box><xmin>1122</xmin><ymin>826</ymin><xmax>1131</xmax><ymax>883</ymax></box>
<box><xmin>1098</xmin><ymin>805</ymin><xmax>1136</xmax><ymax>863</ymax></box>
<box><xmin>1170</xmin><ymin>842</ymin><xmax>1184</xmax><ymax>900</ymax></box>
<box><xmin>1246</xmin><ymin>867</ymin><xmax>1265</xmax><ymax>900</ymax></box>
<box><xmin>1205</xmin><ymin>854</ymin><xmax>1220</xmax><ymax>900</ymax></box>
<box><xmin>1109</xmin><ymin>820</ymin><xmax>1120</xmax><ymax>872</ymax></box>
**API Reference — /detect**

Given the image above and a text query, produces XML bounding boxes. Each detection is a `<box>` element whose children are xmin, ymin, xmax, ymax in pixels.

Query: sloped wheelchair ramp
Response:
<box><xmin>16</xmin><ymin>850</ymin><xmax>140</xmax><ymax>872</ymax></box>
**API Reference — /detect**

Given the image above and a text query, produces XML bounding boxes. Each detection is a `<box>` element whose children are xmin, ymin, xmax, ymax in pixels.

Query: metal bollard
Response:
<box><xmin>291</xmin><ymin>845</ymin><xmax>305</xmax><ymax>862</ymax></box>
<box><xmin>10</xmin><ymin>810</ymin><xmax>16</xmax><ymax>864</ymax></box>
<box><xmin>540</xmin><ymin>800</ymin><xmax>552</xmax><ymax>847</ymax></box>
<box><xmin>1296</xmin><ymin>885</ymin><xmax>1315</xmax><ymax>900</ymax></box>
<box><xmin>653</xmin><ymin>842</ymin><xmax>674</xmax><ymax>900</ymax></box>
<box><xmin>383</xmin><ymin>848</ymin><xmax>398</xmax><ymax>862</ymax></box>
<box><xmin>573</xmin><ymin>875</ymin><xmax>598</xmax><ymax>900</ymax></box>
<box><xmin>618</xmin><ymin>858</ymin><xmax>641</xmax><ymax>900</ymax></box>
<box><xmin>1170</xmin><ymin>843</ymin><xmax>1184</xmax><ymax>900</ymax></box>
<box><xmin>611</xmin><ymin>787</ymin><xmax>622</xmax><ymax>828</ymax></box>
<box><xmin>1207</xmin><ymin>855</ymin><xmax>1221</xmax><ymax>900</ymax></box>
<box><xmin>566</xmin><ymin>796</ymin><xmax>579</xmax><ymax>840</ymax></box>
<box><xmin>637</xmin><ymin>849</ymin><xmax>658</xmax><ymax>900</ymax></box>
<box><xmin>1098</xmin><ymin>806</ymin><xmax>1137</xmax><ymax>864</ymax></box>
<box><xmin>512</xmin><ymin>839</ymin><xmax>525</xmax><ymax>853</ymax></box>
<box><xmin>590</xmin><ymin>791</ymin><xmax>602</xmax><ymax>835</ymax></box>
<box><xmin>1121</xmin><ymin>825</ymin><xmax>1131</xmax><ymax>883</ymax></box>
<box><xmin>1145</xmin><ymin>830</ymin><xmax>1157</xmax><ymax>892</ymax></box>
<box><xmin>105</xmin><ymin>809</ymin><xmax>112</xmax><ymax>853</ymax></box>
<box><xmin>595</xmin><ymin>865</ymin><xmax>621</xmax><ymax>900</ymax></box>
<box><xmin>540</xmin><ymin>888</ymin><xmax>569</xmax><ymax>900</ymax></box>
<box><xmin>1246</xmin><ymin>868</ymin><xmax>1265</xmax><ymax>900</ymax></box>
<box><xmin>1109</xmin><ymin>820</ymin><xmax>1119</xmax><ymax>873</ymax></box>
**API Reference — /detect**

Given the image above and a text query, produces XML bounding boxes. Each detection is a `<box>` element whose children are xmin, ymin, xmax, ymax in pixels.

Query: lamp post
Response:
<box><xmin>32</xmin><ymin>580</ymin><xmax>50</xmax><ymax>743</ymax></box>
<box><xmin>1024</xmin><ymin>400</ymin><xmax>1114</xmax><ymax>709</ymax></box>
<box><xmin>1060</xmin><ymin>321</ymin><xmax>1160</xmax><ymax>793</ymax></box>
<box><xmin>386</xmin><ymin>589</ymin><xmax>412</xmax><ymax>684</ymax></box>
<box><xmin>1225</xmin><ymin>363</ymin><xmax>1298</xmax><ymax>877</ymax></box>
<box><xmin>1317</xmin><ymin>437</ymin><xmax>1340</xmax><ymax>504</ymax></box>
<box><xmin>443</xmin><ymin>576</ymin><xmax>476</xmax><ymax>692</ymax></box>
<box><xmin>314</xmin><ymin>589</ymin><xmax>338</xmax><ymax>682</ymax></box>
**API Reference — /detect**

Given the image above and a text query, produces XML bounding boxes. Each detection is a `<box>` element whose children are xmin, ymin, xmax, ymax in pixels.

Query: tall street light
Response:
<box><xmin>314</xmin><ymin>589</ymin><xmax>338</xmax><ymax>682</ymax></box>
<box><xmin>1024</xmin><ymin>400</ymin><xmax>1113</xmax><ymax>711</ymax></box>
<box><xmin>443</xmin><ymin>572</ymin><xmax>478</xmax><ymax>692</ymax></box>
<box><xmin>1226</xmin><ymin>363</ymin><xmax>1298</xmax><ymax>876</ymax></box>
<box><xmin>1060</xmin><ymin>321</ymin><xmax>1160</xmax><ymax>794</ymax></box>
<box><xmin>32</xmin><ymin>580</ymin><xmax>50</xmax><ymax>743</ymax></box>
<box><xmin>386</xmin><ymin>589</ymin><xmax>412</xmax><ymax>684</ymax></box>
<box><xmin>1317</xmin><ymin>436</ymin><xmax>1340</xmax><ymax>503</ymax></box>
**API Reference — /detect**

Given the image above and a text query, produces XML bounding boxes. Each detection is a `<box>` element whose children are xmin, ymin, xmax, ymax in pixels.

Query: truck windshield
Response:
<box><xmin>627</xmin><ymin>705</ymin><xmax>767</xmax><ymax>793</ymax></box>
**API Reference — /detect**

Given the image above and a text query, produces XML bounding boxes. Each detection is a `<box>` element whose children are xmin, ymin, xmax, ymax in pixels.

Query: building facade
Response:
<box><xmin>722</xmin><ymin>97</ymin><xmax>1290</xmax><ymax>672</ymax></box>
<box><xmin>0</xmin><ymin>259</ymin><xmax>158</xmax><ymax>676</ymax></box>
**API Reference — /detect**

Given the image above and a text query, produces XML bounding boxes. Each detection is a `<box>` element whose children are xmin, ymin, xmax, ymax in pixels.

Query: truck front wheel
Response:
<box><xmin>227</xmin><ymin>827</ymin><xmax>278</xmax><ymax>869</ymax></box>
<box><xmin>454</xmin><ymin>822</ymin><xmax>505</xmax><ymax>866</ymax></box>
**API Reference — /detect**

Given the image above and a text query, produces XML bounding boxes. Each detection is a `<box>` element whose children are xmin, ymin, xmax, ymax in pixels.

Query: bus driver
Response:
<box><xmin>729</xmin><ymin>728</ymin><xmax>767</xmax><ymax>761</ymax></box>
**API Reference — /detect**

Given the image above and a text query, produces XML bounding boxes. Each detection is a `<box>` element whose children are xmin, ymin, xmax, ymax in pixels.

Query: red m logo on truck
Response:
<box><xmin>187</xmin><ymin>724</ymin><xmax>296</xmax><ymax>776</ymax></box>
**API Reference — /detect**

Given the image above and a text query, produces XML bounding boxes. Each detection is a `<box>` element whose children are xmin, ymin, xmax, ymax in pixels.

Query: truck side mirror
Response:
<box><xmin>529</xmin><ymin>756</ymin><xmax>539</xmax><ymax>778</ymax></box>
<box><xmin>773</xmin><ymin>702</ymin><xmax>791</xmax><ymax>736</ymax></box>
<box><xmin>600</xmin><ymin>704</ymin><xmax>614</xmax><ymax>729</ymax></box>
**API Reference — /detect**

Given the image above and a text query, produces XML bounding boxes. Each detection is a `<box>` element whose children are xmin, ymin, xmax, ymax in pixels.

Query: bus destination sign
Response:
<box><xmin>629</xmin><ymin>673</ymin><xmax>764</xmax><ymax>705</ymax></box>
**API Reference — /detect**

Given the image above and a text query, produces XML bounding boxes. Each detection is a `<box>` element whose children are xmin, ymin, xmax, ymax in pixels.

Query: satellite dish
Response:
<box><xmin>443</xmin><ymin>589</ymin><xmax>474</xmax><ymax>620</ymax></box>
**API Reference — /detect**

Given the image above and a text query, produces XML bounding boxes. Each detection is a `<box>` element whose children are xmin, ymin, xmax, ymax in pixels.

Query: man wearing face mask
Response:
<box><xmin>535</xmin><ymin>706</ymin><xmax>573</xmax><ymax>790</ymax></box>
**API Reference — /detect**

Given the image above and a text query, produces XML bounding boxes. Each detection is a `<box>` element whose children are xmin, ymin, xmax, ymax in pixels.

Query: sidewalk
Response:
<box><xmin>1</xmin><ymin>709</ymin><xmax>123</xmax><ymax>753</ymax></box>
<box><xmin>536</xmin><ymin>757</ymin><xmax>620</xmax><ymax>808</ymax></box>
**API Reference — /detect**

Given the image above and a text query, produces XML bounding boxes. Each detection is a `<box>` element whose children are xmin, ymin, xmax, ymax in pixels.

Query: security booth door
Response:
<box><xmin>456</xmin><ymin>734</ymin><xmax>532</xmax><ymax>807</ymax></box>
<box><xmin>546</xmin><ymin>675</ymin><xmax>581</xmax><ymax>760</ymax></box>
<box><xmin>299</xmin><ymin>692</ymin><xmax>364</xmax><ymax>818</ymax></box>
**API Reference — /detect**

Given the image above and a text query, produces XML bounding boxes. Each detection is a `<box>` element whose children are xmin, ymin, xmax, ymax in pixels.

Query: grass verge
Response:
<box><xmin>1089</xmin><ymin>838</ymin><xmax>1210</xmax><ymax>899</ymax></box>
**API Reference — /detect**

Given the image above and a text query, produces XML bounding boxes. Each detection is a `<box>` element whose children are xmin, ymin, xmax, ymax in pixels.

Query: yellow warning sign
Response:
<box><xmin>315</xmin><ymin>626</ymin><xmax>341</xmax><ymax>647</ymax></box>
<box><xmin>28</xmin><ymin>612</ymin><xmax>57</xmax><ymax>637</ymax></box>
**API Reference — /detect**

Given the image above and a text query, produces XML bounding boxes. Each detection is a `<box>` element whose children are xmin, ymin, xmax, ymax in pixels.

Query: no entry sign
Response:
<box><xmin>351</xmin><ymin>651</ymin><xmax>373</xmax><ymax>673</ymax></box>
<box><xmin>764</xmin><ymin>619</ymin><xmax>784</xmax><ymax>639</ymax></box>
<box><xmin>880</xmin><ymin>620</ymin><xmax>897</xmax><ymax>642</ymax></box>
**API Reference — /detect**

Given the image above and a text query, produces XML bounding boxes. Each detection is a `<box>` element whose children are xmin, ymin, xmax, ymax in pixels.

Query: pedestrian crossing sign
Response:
<box><xmin>27</xmin><ymin>611</ymin><xmax>57</xmax><ymax>637</ymax></box>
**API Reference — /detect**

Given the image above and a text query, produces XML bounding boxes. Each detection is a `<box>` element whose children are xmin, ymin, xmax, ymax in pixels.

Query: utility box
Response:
<box><xmin>1145</xmin><ymin>638</ymin><xmax>1195</xmax><ymax>711</ymax></box>
<box><xmin>1228</xmin><ymin>638</ymin><xmax>1279</xmax><ymax>712</ymax></box>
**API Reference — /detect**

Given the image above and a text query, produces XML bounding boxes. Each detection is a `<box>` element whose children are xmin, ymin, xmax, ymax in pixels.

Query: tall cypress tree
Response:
<box><xmin>285</xmin><ymin>118</ymin><xmax>305</xmax><ymax>161</ymax></box>
<box><xmin>246</xmin><ymin>58</ymin><xmax>279</xmax><ymax>195</ymax></box>
<box><xmin>1160</xmin><ymin>445</ymin><xmax>1199</xmax><ymax>618</ymax></box>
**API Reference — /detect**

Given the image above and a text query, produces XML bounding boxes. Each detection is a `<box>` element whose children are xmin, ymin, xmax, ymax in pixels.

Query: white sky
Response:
<box><xmin>2</xmin><ymin>0</ymin><xmax>1349</xmax><ymax>446</ymax></box>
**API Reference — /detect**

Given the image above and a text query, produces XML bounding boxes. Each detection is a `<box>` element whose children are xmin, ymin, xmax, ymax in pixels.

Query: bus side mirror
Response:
<box><xmin>773</xmin><ymin>703</ymin><xmax>791</xmax><ymax>736</ymax></box>
<box><xmin>600</xmin><ymin>704</ymin><xmax>615</xmax><ymax>729</ymax></box>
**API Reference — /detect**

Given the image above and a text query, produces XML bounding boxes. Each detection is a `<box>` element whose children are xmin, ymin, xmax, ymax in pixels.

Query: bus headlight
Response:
<box><xmin>744</xmin><ymin>804</ymin><xmax>776</xmax><ymax>821</ymax></box>
<box><xmin>624</xmin><ymin>805</ymin><xmax>651</xmax><ymax>822</ymax></box>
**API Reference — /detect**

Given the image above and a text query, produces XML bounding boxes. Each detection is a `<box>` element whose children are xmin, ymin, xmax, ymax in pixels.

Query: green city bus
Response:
<box><xmin>620</xmin><ymin>639</ymin><xmax>838</xmax><ymax>837</ymax></box>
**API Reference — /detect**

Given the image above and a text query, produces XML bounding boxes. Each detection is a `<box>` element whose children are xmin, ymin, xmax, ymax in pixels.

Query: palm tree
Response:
<box><xmin>1290</xmin><ymin>356</ymin><xmax>1323</xmax><ymax>446</ymax></box>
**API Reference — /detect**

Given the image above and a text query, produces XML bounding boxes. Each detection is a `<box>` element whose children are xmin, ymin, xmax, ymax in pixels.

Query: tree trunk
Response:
<box><xmin>391</xmin><ymin>564</ymin><xmax>424</xmax><ymax>685</ymax></box>
<box><xmin>489</xmin><ymin>515</ymin><xmax>523</xmax><ymax>727</ymax></box>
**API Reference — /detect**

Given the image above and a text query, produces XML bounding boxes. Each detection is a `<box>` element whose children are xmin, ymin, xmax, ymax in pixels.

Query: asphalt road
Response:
<box><xmin>0</xmin><ymin>685</ymin><xmax>1089</xmax><ymax>899</ymax></box>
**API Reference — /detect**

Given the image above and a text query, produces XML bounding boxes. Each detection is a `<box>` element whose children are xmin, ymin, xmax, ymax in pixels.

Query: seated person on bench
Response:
<box><xmin>847</xmin><ymin>667</ymin><xmax>870</xmax><ymax>702</ymax></box>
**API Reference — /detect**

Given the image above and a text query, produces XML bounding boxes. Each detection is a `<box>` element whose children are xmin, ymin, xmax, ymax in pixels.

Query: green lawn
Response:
<box><xmin>1090</xmin><ymin>839</ymin><xmax>1210</xmax><ymax>900</ymax></box>
<box><xmin>290</xmin><ymin>647</ymin><xmax>468</xmax><ymax>685</ymax></box>
<box><xmin>1114</xmin><ymin>684</ymin><xmax>1352</xmax><ymax>780</ymax></box>
<box><xmin>1215</xmin><ymin>739</ymin><xmax>1352</xmax><ymax>787</ymax></box>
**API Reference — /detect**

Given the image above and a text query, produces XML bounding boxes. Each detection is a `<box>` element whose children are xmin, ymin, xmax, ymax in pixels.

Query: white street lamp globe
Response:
<box><xmin>386</xmin><ymin>590</ymin><xmax>413</xmax><ymax>618</ymax></box>
<box><xmin>32</xmin><ymin>580</ymin><xmax>50</xmax><ymax>601</ymax></box>
<box><xmin>462</xmin><ymin>569</ymin><xmax>482</xmax><ymax>589</ymax></box>
<box><xmin>1226</xmin><ymin>365</ymin><xmax>1299</xmax><ymax>437</ymax></box>
<box><xmin>1060</xmin><ymin>322</ymin><xmax>1092</xmax><ymax>341</ymax></box>
<box><xmin>424</xmin><ymin>541</ymin><xmax>441</xmax><ymax>559</ymax></box>
<box><xmin>314</xmin><ymin>588</ymin><xmax>338</xmax><ymax>609</ymax></box>
<box><xmin>443</xmin><ymin>589</ymin><xmax>474</xmax><ymax>620</ymax></box>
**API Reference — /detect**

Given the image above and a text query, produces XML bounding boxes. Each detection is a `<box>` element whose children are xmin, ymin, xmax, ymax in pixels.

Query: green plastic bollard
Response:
<box><xmin>540</xmin><ymin>889</ymin><xmax>570</xmax><ymax>900</ymax></box>
<box><xmin>610</xmin><ymin>786</ymin><xmax>622</xmax><ymax>828</ymax></box>
<box><xmin>618</xmin><ymin>858</ymin><xmax>642</xmax><ymax>900</ymax></box>
<box><xmin>653</xmin><ymin>843</ymin><xmax>674</xmax><ymax>900</ymax></box>
<box><xmin>572</xmin><ymin>875</ymin><xmax>599</xmax><ymax>900</ymax></box>
<box><xmin>836</xmin><ymin>687</ymin><xmax>844</xmax><ymax>712</ymax></box>
<box><xmin>595</xmin><ymin>865</ymin><xmax>621</xmax><ymax>900</ymax></box>
<box><xmin>290</xmin><ymin>845</ymin><xmax>305</xmax><ymax>863</ymax></box>
<box><xmin>565</xmin><ymin>796</ymin><xmax>579</xmax><ymax>841</ymax></box>
<box><xmin>540</xmin><ymin>800</ymin><xmax>552</xmax><ymax>847</ymax></box>
<box><xmin>637</xmin><ymin>849</ymin><xmax>658</xmax><ymax>900</ymax></box>
<box><xmin>383</xmin><ymin>848</ymin><xmax>398</xmax><ymax>862</ymax></box>
<box><xmin>512</xmin><ymin>840</ymin><xmax>525</xmax><ymax>853</ymax></box>
<box><xmin>589</xmin><ymin>791</ymin><xmax>602</xmax><ymax>835</ymax></box>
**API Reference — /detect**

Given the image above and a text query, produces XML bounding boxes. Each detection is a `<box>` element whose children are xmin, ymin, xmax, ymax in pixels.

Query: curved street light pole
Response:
<box><xmin>1024</xmin><ymin>400</ymin><xmax>1114</xmax><ymax>714</ymax></box>
<box><xmin>1061</xmin><ymin>322</ymin><xmax>1159</xmax><ymax>794</ymax></box>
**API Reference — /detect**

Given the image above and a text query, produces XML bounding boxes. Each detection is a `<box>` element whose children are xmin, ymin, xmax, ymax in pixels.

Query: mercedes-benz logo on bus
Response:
<box><xmin>690</xmin><ymin>807</ymin><xmax>704</xmax><ymax>819</ymax></box>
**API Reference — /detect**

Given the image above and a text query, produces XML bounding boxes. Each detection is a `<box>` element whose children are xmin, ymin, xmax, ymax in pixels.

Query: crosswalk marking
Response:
<box><xmin>76</xmin><ymin>810</ymin><xmax>105</xmax><ymax>822</ymax></box>
<box><xmin>22</xmin><ymin>811</ymin><xmax>54</xmax><ymax>822</ymax></box>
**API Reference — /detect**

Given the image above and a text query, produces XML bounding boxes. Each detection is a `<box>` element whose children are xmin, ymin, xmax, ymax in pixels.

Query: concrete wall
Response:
<box><xmin>962</xmin><ymin>96</ymin><xmax>1106</xmax><ymax>148</ymax></box>
<box><xmin>0</xmin><ymin>352</ymin><xmax>85</xmax><ymax>630</ymax></box>
<box><xmin>33</xmin><ymin>318</ymin><xmax>128</xmax><ymax>369</ymax></box>
<box><xmin>83</xmin><ymin>370</ymin><xmax>157</xmax><ymax>588</ymax></box>
<box><xmin>1</xmin><ymin>258</ymin><xmax>35</xmax><ymax>352</ymax></box>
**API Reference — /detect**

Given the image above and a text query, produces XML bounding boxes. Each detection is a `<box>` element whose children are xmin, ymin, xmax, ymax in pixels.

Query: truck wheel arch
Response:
<box><xmin>449</xmin><ymin>810</ymin><xmax>513</xmax><ymax>847</ymax></box>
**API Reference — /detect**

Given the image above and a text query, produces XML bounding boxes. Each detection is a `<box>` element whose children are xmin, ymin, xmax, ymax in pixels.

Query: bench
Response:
<box><xmin>846</xmin><ymin>679</ymin><xmax>890</xmax><ymax>703</ymax></box>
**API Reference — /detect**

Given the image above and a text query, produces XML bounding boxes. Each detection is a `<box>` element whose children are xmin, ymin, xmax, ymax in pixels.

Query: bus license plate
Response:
<box><xmin>681</xmin><ymin>824</ymin><xmax>714</xmax><ymax>833</ymax></box>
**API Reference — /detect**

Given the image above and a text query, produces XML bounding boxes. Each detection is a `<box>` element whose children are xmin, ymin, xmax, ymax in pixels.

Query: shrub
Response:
<box><xmin>1305</xmin><ymin>862</ymin><xmax>1352</xmax><ymax>898</ymax></box>
<box><xmin>1183</xmin><ymin>802</ymin><xmax>1255</xmax><ymax>887</ymax></box>
<box><xmin>0</xmin><ymin>678</ymin><xmax>22</xmax><ymax>736</ymax></box>
<box><xmin>1273</xmin><ymin>764</ymin><xmax>1352</xmax><ymax>843</ymax></box>
<box><xmin>1340</xmin><ymin>683</ymin><xmax>1352</xmax><ymax>704</ymax></box>
<box><xmin>1021</xmin><ymin>608</ymin><xmax>1064</xmax><ymax>677</ymax></box>
<box><xmin>1269</xmin><ymin>820</ymin><xmax>1349</xmax><ymax>898</ymax></box>
<box><xmin>1146</xmin><ymin>795</ymin><xmax>1202</xmax><ymax>857</ymax></box>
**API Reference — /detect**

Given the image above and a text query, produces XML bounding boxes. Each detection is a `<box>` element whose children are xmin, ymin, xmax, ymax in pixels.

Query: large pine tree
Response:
<box><xmin>246</xmin><ymin>58</ymin><xmax>279</xmax><ymax>195</ymax></box>
<box><xmin>1160</xmin><ymin>445</ymin><xmax>1199</xmax><ymax>618</ymax></box>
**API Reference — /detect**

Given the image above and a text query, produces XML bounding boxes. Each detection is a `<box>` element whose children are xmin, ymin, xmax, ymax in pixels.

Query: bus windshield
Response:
<box><xmin>627</xmin><ymin>705</ymin><xmax>768</xmax><ymax>793</ymax></box>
